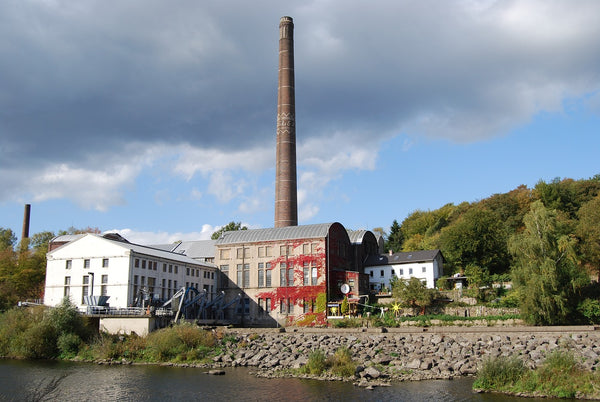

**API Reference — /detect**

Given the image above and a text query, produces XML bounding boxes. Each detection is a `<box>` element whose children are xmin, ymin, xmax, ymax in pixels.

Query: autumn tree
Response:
<box><xmin>211</xmin><ymin>221</ymin><xmax>248</xmax><ymax>240</ymax></box>
<box><xmin>509</xmin><ymin>201</ymin><xmax>588</xmax><ymax>325</ymax></box>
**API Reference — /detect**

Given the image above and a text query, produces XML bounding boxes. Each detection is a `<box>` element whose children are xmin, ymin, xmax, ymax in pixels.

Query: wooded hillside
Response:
<box><xmin>384</xmin><ymin>175</ymin><xmax>600</xmax><ymax>280</ymax></box>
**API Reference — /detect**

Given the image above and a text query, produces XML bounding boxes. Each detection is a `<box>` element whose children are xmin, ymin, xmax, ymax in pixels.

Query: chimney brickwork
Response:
<box><xmin>22</xmin><ymin>204</ymin><xmax>31</xmax><ymax>240</ymax></box>
<box><xmin>274</xmin><ymin>16</ymin><xmax>298</xmax><ymax>228</ymax></box>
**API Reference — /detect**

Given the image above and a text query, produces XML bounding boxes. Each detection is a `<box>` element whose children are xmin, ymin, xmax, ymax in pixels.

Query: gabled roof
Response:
<box><xmin>215</xmin><ymin>223</ymin><xmax>339</xmax><ymax>245</ymax></box>
<box><xmin>49</xmin><ymin>234</ymin><xmax>85</xmax><ymax>244</ymax></box>
<box><xmin>49</xmin><ymin>233</ymin><xmax>215</xmax><ymax>268</ymax></box>
<box><xmin>364</xmin><ymin>249</ymin><xmax>443</xmax><ymax>266</ymax></box>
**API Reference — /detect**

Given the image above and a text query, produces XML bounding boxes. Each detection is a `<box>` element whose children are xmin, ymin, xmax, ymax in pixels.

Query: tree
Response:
<box><xmin>576</xmin><ymin>195</ymin><xmax>600</xmax><ymax>281</ymax></box>
<box><xmin>386</xmin><ymin>220</ymin><xmax>403</xmax><ymax>252</ymax></box>
<box><xmin>464</xmin><ymin>264</ymin><xmax>492</xmax><ymax>302</ymax></box>
<box><xmin>211</xmin><ymin>221</ymin><xmax>248</xmax><ymax>240</ymax></box>
<box><xmin>392</xmin><ymin>277</ymin><xmax>437</xmax><ymax>315</ymax></box>
<box><xmin>29</xmin><ymin>231</ymin><xmax>55</xmax><ymax>252</ymax></box>
<box><xmin>58</xmin><ymin>226</ymin><xmax>101</xmax><ymax>236</ymax></box>
<box><xmin>0</xmin><ymin>228</ymin><xmax>16</xmax><ymax>251</ymax></box>
<box><xmin>340</xmin><ymin>296</ymin><xmax>349</xmax><ymax>315</ymax></box>
<box><xmin>509</xmin><ymin>201</ymin><xmax>589</xmax><ymax>325</ymax></box>
<box><xmin>440</xmin><ymin>206</ymin><xmax>509</xmax><ymax>275</ymax></box>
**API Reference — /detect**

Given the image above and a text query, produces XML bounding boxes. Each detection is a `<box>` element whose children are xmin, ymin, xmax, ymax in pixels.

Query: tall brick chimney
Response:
<box><xmin>274</xmin><ymin>16</ymin><xmax>298</xmax><ymax>228</ymax></box>
<box><xmin>22</xmin><ymin>204</ymin><xmax>31</xmax><ymax>240</ymax></box>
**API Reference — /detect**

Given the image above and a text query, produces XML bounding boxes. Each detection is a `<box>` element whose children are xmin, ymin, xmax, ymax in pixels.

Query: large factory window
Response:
<box><xmin>236</xmin><ymin>264</ymin><xmax>242</xmax><ymax>286</ymax></box>
<box><xmin>266</xmin><ymin>267</ymin><xmax>272</xmax><ymax>287</ymax></box>
<box><xmin>102</xmin><ymin>258</ymin><xmax>109</xmax><ymax>268</ymax></box>
<box><xmin>258</xmin><ymin>263</ymin><xmax>264</xmax><ymax>287</ymax></box>
<box><xmin>65</xmin><ymin>260</ymin><xmax>72</xmax><ymax>269</ymax></box>
<box><xmin>280</xmin><ymin>263</ymin><xmax>287</xmax><ymax>286</ymax></box>
<box><xmin>303</xmin><ymin>264</ymin><xmax>309</xmax><ymax>286</ymax></box>
<box><xmin>243</xmin><ymin>264</ymin><xmax>250</xmax><ymax>287</ymax></box>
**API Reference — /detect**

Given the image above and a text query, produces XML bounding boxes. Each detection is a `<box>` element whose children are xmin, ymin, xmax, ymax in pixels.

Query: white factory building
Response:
<box><xmin>44</xmin><ymin>233</ymin><xmax>217</xmax><ymax>310</ymax></box>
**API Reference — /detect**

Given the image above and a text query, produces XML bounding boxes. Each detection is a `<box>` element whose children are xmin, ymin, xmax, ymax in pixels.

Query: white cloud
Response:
<box><xmin>4</xmin><ymin>162</ymin><xmax>139</xmax><ymax>211</ymax></box>
<box><xmin>105</xmin><ymin>225</ymin><xmax>215</xmax><ymax>245</ymax></box>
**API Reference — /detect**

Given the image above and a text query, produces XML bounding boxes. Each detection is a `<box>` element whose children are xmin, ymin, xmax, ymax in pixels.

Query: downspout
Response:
<box><xmin>326</xmin><ymin>233</ymin><xmax>329</xmax><ymax>320</ymax></box>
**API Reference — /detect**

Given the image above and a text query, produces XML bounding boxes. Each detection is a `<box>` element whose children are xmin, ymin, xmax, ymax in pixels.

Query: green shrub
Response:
<box><xmin>57</xmin><ymin>332</ymin><xmax>82</xmax><ymax>358</ymax></box>
<box><xmin>328</xmin><ymin>347</ymin><xmax>356</xmax><ymax>377</ymax></box>
<box><xmin>304</xmin><ymin>349</ymin><xmax>327</xmax><ymax>375</ymax></box>
<box><xmin>47</xmin><ymin>297</ymin><xmax>90</xmax><ymax>340</ymax></box>
<box><xmin>0</xmin><ymin>308</ymin><xmax>32</xmax><ymax>356</ymax></box>
<box><xmin>88</xmin><ymin>334</ymin><xmax>125</xmax><ymax>360</ymax></box>
<box><xmin>495</xmin><ymin>291</ymin><xmax>520</xmax><ymax>308</ymax></box>
<box><xmin>436</xmin><ymin>277</ymin><xmax>449</xmax><ymax>290</ymax></box>
<box><xmin>174</xmin><ymin>323</ymin><xmax>216</xmax><ymax>348</ymax></box>
<box><xmin>540</xmin><ymin>350</ymin><xmax>579</xmax><ymax>375</ymax></box>
<box><xmin>315</xmin><ymin>293</ymin><xmax>327</xmax><ymax>313</ymax></box>
<box><xmin>17</xmin><ymin>320</ymin><xmax>58</xmax><ymax>359</ymax></box>
<box><xmin>473</xmin><ymin>355</ymin><xmax>525</xmax><ymax>389</ymax></box>
<box><xmin>146</xmin><ymin>328</ymin><xmax>182</xmax><ymax>361</ymax></box>
<box><xmin>578</xmin><ymin>298</ymin><xmax>600</xmax><ymax>324</ymax></box>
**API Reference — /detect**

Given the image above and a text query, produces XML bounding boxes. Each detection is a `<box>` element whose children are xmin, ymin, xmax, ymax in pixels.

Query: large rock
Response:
<box><xmin>363</xmin><ymin>366</ymin><xmax>382</xmax><ymax>379</ymax></box>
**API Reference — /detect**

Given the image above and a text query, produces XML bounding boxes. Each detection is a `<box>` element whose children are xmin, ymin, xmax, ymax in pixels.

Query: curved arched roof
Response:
<box><xmin>215</xmin><ymin>223</ymin><xmax>342</xmax><ymax>245</ymax></box>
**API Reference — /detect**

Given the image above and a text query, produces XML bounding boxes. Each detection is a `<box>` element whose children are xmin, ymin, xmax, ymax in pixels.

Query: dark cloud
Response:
<box><xmin>1</xmin><ymin>1</ymin><xmax>599</xmax><ymax>200</ymax></box>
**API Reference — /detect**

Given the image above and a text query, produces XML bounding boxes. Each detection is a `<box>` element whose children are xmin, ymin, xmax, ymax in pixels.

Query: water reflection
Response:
<box><xmin>0</xmin><ymin>360</ymin><xmax>571</xmax><ymax>402</ymax></box>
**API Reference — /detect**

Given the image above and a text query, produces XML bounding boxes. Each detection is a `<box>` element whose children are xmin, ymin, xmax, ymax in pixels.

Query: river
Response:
<box><xmin>0</xmin><ymin>360</ymin><xmax>566</xmax><ymax>401</ymax></box>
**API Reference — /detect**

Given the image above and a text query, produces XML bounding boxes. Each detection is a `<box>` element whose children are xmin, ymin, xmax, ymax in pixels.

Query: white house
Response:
<box><xmin>44</xmin><ymin>233</ymin><xmax>217</xmax><ymax>309</ymax></box>
<box><xmin>364</xmin><ymin>249</ymin><xmax>444</xmax><ymax>291</ymax></box>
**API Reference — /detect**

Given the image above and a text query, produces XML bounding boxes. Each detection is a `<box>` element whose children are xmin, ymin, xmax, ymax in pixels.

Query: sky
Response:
<box><xmin>1</xmin><ymin>0</ymin><xmax>600</xmax><ymax>245</ymax></box>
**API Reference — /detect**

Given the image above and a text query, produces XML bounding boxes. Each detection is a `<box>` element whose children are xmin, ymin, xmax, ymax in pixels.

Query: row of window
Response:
<box><xmin>371</xmin><ymin>266</ymin><xmax>427</xmax><ymax>277</ymax></box>
<box><xmin>255</xmin><ymin>297</ymin><xmax>317</xmax><ymax>316</ymax></box>
<box><xmin>64</xmin><ymin>275</ymin><xmax>108</xmax><ymax>303</ymax></box>
<box><xmin>65</xmin><ymin>259</ymin><xmax>109</xmax><ymax>269</ymax></box>
<box><xmin>220</xmin><ymin>263</ymin><xmax>318</xmax><ymax>288</ymax></box>
<box><xmin>134</xmin><ymin>258</ymin><xmax>214</xmax><ymax>279</ymax></box>
<box><xmin>219</xmin><ymin>243</ymin><xmax>320</xmax><ymax>260</ymax></box>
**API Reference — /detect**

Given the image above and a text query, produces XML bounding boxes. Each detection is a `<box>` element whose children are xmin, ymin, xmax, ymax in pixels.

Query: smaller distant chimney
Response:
<box><xmin>388</xmin><ymin>249</ymin><xmax>393</xmax><ymax>256</ymax></box>
<box><xmin>22</xmin><ymin>204</ymin><xmax>31</xmax><ymax>240</ymax></box>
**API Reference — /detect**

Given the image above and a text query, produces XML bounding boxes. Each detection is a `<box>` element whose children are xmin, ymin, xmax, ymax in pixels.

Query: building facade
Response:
<box><xmin>45</xmin><ymin>234</ymin><xmax>217</xmax><ymax>310</ymax></box>
<box><xmin>364</xmin><ymin>249</ymin><xmax>444</xmax><ymax>291</ymax></box>
<box><xmin>214</xmin><ymin>222</ymin><xmax>375</xmax><ymax>326</ymax></box>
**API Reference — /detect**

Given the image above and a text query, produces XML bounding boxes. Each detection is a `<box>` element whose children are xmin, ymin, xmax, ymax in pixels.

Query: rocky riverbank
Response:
<box><xmin>211</xmin><ymin>327</ymin><xmax>600</xmax><ymax>387</ymax></box>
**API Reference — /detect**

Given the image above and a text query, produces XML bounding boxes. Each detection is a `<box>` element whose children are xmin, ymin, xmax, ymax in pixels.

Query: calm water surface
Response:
<box><xmin>0</xmin><ymin>359</ymin><xmax>569</xmax><ymax>401</ymax></box>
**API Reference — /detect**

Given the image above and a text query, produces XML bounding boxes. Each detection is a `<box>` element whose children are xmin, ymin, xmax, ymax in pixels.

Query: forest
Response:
<box><xmin>378</xmin><ymin>175</ymin><xmax>600</xmax><ymax>325</ymax></box>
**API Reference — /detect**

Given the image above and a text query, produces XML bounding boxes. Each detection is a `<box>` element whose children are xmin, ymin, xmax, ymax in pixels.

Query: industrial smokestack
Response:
<box><xmin>22</xmin><ymin>204</ymin><xmax>31</xmax><ymax>240</ymax></box>
<box><xmin>274</xmin><ymin>16</ymin><xmax>298</xmax><ymax>228</ymax></box>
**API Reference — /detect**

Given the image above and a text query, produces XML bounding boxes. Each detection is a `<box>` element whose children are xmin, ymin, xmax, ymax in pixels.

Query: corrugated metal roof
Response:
<box><xmin>172</xmin><ymin>240</ymin><xmax>216</xmax><ymax>259</ymax></box>
<box><xmin>364</xmin><ymin>249</ymin><xmax>443</xmax><ymax>266</ymax></box>
<box><xmin>52</xmin><ymin>234</ymin><xmax>215</xmax><ymax>268</ymax></box>
<box><xmin>215</xmin><ymin>223</ymin><xmax>337</xmax><ymax>245</ymax></box>
<box><xmin>148</xmin><ymin>243</ymin><xmax>177</xmax><ymax>252</ymax></box>
<box><xmin>347</xmin><ymin>230</ymin><xmax>368</xmax><ymax>244</ymax></box>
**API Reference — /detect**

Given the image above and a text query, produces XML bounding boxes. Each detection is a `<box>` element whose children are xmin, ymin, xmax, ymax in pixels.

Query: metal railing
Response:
<box><xmin>80</xmin><ymin>306</ymin><xmax>174</xmax><ymax>317</ymax></box>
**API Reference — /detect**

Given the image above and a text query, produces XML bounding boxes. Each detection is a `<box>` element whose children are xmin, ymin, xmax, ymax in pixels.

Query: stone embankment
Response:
<box><xmin>213</xmin><ymin>326</ymin><xmax>600</xmax><ymax>385</ymax></box>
